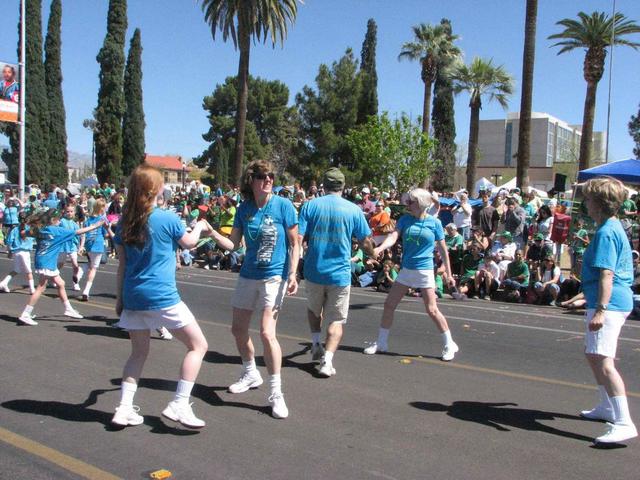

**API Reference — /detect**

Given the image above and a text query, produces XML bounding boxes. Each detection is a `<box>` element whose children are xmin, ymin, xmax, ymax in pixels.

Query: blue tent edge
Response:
<box><xmin>577</xmin><ymin>158</ymin><xmax>640</xmax><ymax>184</ymax></box>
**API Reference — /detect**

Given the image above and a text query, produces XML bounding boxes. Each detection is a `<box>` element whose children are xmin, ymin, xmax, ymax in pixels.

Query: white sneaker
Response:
<box><xmin>0</xmin><ymin>283</ymin><xmax>9</xmax><ymax>293</ymax></box>
<box><xmin>29</xmin><ymin>289</ymin><xmax>36</xmax><ymax>294</ymax></box>
<box><xmin>203</xmin><ymin>265</ymin><xmax>210</xmax><ymax>270</ymax></box>
<box><xmin>111</xmin><ymin>321</ymin><xmax>122</xmax><ymax>329</ymax></box>
<box><xmin>18</xmin><ymin>313</ymin><xmax>38</xmax><ymax>326</ymax></box>
<box><xmin>310</xmin><ymin>343</ymin><xmax>325</xmax><ymax>361</ymax></box>
<box><xmin>363</xmin><ymin>341</ymin><xmax>387</xmax><ymax>355</ymax></box>
<box><xmin>162</xmin><ymin>401</ymin><xmax>205</xmax><ymax>428</ymax></box>
<box><xmin>73</xmin><ymin>283</ymin><xmax>81</xmax><ymax>291</ymax></box>
<box><xmin>111</xmin><ymin>404</ymin><xmax>144</xmax><ymax>426</ymax></box>
<box><xmin>317</xmin><ymin>361</ymin><xmax>336</xmax><ymax>377</ymax></box>
<box><xmin>595</xmin><ymin>422</ymin><xmax>638</xmax><ymax>443</ymax></box>
<box><xmin>442</xmin><ymin>342</ymin><xmax>459</xmax><ymax>361</ymax></box>
<box><xmin>157</xmin><ymin>327</ymin><xmax>173</xmax><ymax>340</ymax></box>
<box><xmin>580</xmin><ymin>406</ymin><xmax>615</xmax><ymax>423</ymax></box>
<box><xmin>269</xmin><ymin>393</ymin><xmax>289</xmax><ymax>419</ymax></box>
<box><xmin>64</xmin><ymin>308</ymin><xmax>83</xmax><ymax>319</ymax></box>
<box><xmin>228</xmin><ymin>370</ymin><xmax>263</xmax><ymax>394</ymax></box>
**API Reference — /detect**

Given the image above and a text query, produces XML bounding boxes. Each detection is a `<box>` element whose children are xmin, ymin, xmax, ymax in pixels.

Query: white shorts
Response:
<box><xmin>305</xmin><ymin>280</ymin><xmax>350</xmax><ymax>324</ymax></box>
<box><xmin>231</xmin><ymin>275</ymin><xmax>287</xmax><ymax>311</ymax></box>
<box><xmin>57</xmin><ymin>251</ymin><xmax>78</xmax><ymax>264</ymax></box>
<box><xmin>35</xmin><ymin>268</ymin><xmax>60</xmax><ymax>277</ymax></box>
<box><xmin>584</xmin><ymin>309</ymin><xmax>630</xmax><ymax>358</ymax></box>
<box><xmin>13</xmin><ymin>251</ymin><xmax>32</xmax><ymax>274</ymax></box>
<box><xmin>396</xmin><ymin>268</ymin><xmax>435</xmax><ymax>289</ymax></box>
<box><xmin>87</xmin><ymin>252</ymin><xmax>102</xmax><ymax>269</ymax></box>
<box><xmin>119</xmin><ymin>301</ymin><xmax>196</xmax><ymax>331</ymax></box>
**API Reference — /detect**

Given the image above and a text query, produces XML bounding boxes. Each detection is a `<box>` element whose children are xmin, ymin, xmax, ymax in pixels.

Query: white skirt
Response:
<box><xmin>396</xmin><ymin>268</ymin><xmax>435</xmax><ymax>289</ymax></box>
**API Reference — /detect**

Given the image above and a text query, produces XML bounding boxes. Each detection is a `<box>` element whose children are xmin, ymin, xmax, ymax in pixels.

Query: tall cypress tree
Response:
<box><xmin>430</xmin><ymin>18</ymin><xmax>457</xmax><ymax>192</ymax></box>
<box><xmin>357</xmin><ymin>18</ymin><xmax>378</xmax><ymax>124</ymax></box>
<box><xmin>122</xmin><ymin>28</ymin><xmax>145</xmax><ymax>177</ymax></box>
<box><xmin>44</xmin><ymin>0</ymin><xmax>68</xmax><ymax>186</ymax></box>
<box><xmin>94</xmin><ymin>0</ymin><xmax>127</xmax><ymax>183</ymax></box>
<box><xmin>25</xmin><ymin>0</ymin><xmax>50</xmax><ymax>185</ymax></box>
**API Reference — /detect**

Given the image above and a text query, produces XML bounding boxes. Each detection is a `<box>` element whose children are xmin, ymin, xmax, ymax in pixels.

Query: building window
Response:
<box><xmin>504</xmin><ymin>122</ymin><xmax>513</xmax><ymax>166</ymax></box>
<box><xmin>164</xmin><ymin>171</ymin><xmax>169</xmax><ymax>183</ymax></box>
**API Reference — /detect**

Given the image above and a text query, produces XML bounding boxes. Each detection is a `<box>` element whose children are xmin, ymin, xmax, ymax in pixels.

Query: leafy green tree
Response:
<box><xmin>399</xmin><ymin>23</ymin><xmax>461</xmax><ymax>135</ymax></box>
<box><xmin>44</xmin><ymin>0</ymin><xmax>68</xmax><ymax>186</ymax></box>
<box><xmin>451</xmin><ymin>57</ymin><xmax>514</xmax><ymax>192</ymax></box>
<box><xmin>25</xmin><ymin>0</ymin><xmax>51</xmax><ymax>185</ymax></box>
<box><xmin>549</xmin><ymin>11</ymin><xmax>640</xmax><ymax>170</ymax></box>
<box><xmin>630</xmin><ymin>103</ymin><xmax>640</xmax><ymax>158</ymax></box>
<box><xmin>357</xmin><ymin>18</ymin><xmax>378</xmax><ymax>124</ymax></box>
<box><xmin>94</xmin><ymin>0</ymin><xmax>127</xmax><ymax>183</ymax></box>
<box><xmin>122</xmin><ymin>28</ymin><xmax>146</xmax><ymax>177</ymax></box>
<box><xmin>295</xmin><ymin>49</ymin><xmax>361</xmax><ymax>182</ymax></box>
<box><xmin>515</xmin><ymin>0</ymin><xmax>538</xmax><ymax>191</ymax></box>
<box><xmin>195</xmin><ymin>75</ymin><xmax>297</xmax><ymax>182</ymax></box>
<box><xmin>430</xmin><ymin>18</ymin><xmax>459</xmax><ymax>192</ymax></box>
<box><xmin>347</xmin><ymin>112</ymin><xmax>436</xmax><ymax>193</ymax></box>
<box><xmin>200</xmin><ymin>0</ymin><xmax>301</xmax><ymax>185</ymax></box>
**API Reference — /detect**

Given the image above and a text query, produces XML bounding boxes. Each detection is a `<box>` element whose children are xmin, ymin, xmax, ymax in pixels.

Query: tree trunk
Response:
<box><xmin>422</xmin><ymin>77</ymin><xmax>432</xmax><ymax>135</ymax></box>
<box><xmin>516</xmin><ymin>0</ymin><xmax>537</xmax><ymax>192</ymax></box>
<box><xmin>578</xmin><ymin>80</ymin><xmax>598</xmax><ymax>171</ymax></box>
<box><xmin>233</xmin><ymin>16</ymin><xmax>250</xmax><ymax>186</ymax></box>
<box><xmin>466</xmin><ymin>101</ymin><xmax>480</xmax><ymax>193</ymax></box>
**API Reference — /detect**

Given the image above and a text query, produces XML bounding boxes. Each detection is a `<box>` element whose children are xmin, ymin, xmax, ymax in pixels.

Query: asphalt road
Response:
<box><xmin>0</xmin><ymin>255</ymin><xmax>639</xmax><ymax>480</ymax></box>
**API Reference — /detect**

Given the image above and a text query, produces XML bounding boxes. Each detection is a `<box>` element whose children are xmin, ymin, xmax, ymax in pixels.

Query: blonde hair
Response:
<box><xmin>407</xmin><ymin>188</ymin><xmax>432</xmax><ymax>212</ymax></box>
<box><xmin>91</xmin><ymin>198</ymin><xmax>106</xmax><ymax>216</ymax></box>
<box><xmin>121</xmin><ymin>165</ymin><xmax>164</xmax><ymax>246</ymax></box>
<box><xmin>582</xmin><ymin>176</ymin><xmax>627</xmax><ymax>217</ymax></box>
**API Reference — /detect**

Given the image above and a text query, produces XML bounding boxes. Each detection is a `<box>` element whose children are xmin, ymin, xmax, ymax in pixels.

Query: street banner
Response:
<box><xmin>0</xmin><ymin>60</ymin><xmax>19</xmax><ymax>123</ymax></box>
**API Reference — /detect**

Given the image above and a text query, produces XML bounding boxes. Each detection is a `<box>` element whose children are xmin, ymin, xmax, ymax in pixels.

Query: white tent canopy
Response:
<box><xmin>80</xmin><ymin>175</ymin><xmax>99</xmax><ymax>188</ymax></box>
<box><xmin>473</xmin><ymin>177</ymin><xmax>495</xmax><ymax>196</ymax></box>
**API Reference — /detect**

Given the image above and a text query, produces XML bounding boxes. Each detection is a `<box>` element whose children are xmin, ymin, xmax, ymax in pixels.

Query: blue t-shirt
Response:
<box><xmin>3</xmin><ymin>206</ymin><xmax>19</xmax><ymax>225</ymax></box>
<box><xmin>43</xmin><ymin>198</ymin><xmax>60</xmax><ymax>210</ymax></box>
<box><xmin>397</xmin><ymin>214</ymin><xmax>444</xmax><ymax>270</ymax></box>
<box><xmin>299</xmin><ymin>194</ymin><xmax>371</xmax><ymax>286</ymax></box>
<box><xmin>114</xmin><ymin>208</ymin><xmax>186</xmax><ymax>311</ymax></box>
<box><xmin>7</xmin><ymin>226</ymin><xmax>34</xmax><ymax>252</ymax></box>
<box><xmin>59</xmin><ymin>218</ymin><xmax>80</xmax><ymax>253</ymax></box>
<box><xmin>34</xmin><ymin>226</ymin><xmax>77</xmax><ymax>270</ymax></box>
<box><xmin>233</xmin><ymin>195</ymin><xmax>298</xmax><ymax>280</ymax></box>
<box><xmin>581</xmin><ymin>218</ymin><xmax>633</xmax><ymax>312</ymax></box>
<box><xmin>84</xmin><ymin>215</ymin><xmax>108</xmax><ymax>253</ymax></box>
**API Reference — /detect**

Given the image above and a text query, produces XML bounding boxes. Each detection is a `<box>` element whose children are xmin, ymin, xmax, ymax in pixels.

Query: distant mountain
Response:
<box><xmin>67</xmin><ymin>151</ymin><xmax>92</xmax><ymax>168</ymax></box>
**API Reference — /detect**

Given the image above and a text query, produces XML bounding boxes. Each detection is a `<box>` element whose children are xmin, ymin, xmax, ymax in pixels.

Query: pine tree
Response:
<box><xmin>44</xmin><ymin>0</ymin><xmax>68</xmax><ymax>186</ymax></box>
<box><xmin>430</xmin><ymin>19</ymin><xmax>457</xmax><ymax>192</ymax></box>
<box><xmin>25</xmin><ymin>0</ymin><xmax>51</xmax><ymax>185</ymax></box>
<box><xmin>122</xmin><ymin>28</ymin><xmax>145</xmax><ymax>177</ymax></box>
<box><xmin>357</xmin><ymin>18</ymin><xmax>378</xmax><ymax>124</ymax></box>
<box><xmin>94</xmin><ymin>0</ymin><xmax>127</xmax><ymax>183</ymax></box>
<box><xmin>630</xmin><ymin>103</ymin><xmax>640</xmax><ymax>158</ymax></box>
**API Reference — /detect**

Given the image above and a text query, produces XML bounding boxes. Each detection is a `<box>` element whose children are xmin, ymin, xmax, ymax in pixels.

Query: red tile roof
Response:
<box><xmin>144</xmin><ymin>154</ymin><xmax>186</xmax><ymax>171</ymax></box>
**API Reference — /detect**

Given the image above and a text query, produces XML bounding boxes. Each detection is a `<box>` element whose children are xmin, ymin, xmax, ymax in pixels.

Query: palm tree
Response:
<box><xmin>200</xmin><ymin>0</ymin><xmax>300</xmax><ymax>185</ymax></box>
<box><xmin>516</xmin><ymin>0</ymin><xmax>538</xmax><ymax>192</ymax></box>
<box><xmin>399</xmin><ymin>23</ymin><xmax>460</xmax><ymax>135</ymax></box>
<box><xmin>549</xmin><ymin>11</ymin><xmax>640</xmax><ymax>170</ymax></box>
<box><xmin>451</xmin><ymin>57</ymin><xmax>514</xmax><ymax>193</ymax></box>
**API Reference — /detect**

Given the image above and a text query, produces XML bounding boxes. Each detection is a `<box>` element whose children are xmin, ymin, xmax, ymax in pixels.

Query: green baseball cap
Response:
<box><xmin>322</xmin><ymin>167</ymin><xmax>345</xmax><ymax>190</ymax></box>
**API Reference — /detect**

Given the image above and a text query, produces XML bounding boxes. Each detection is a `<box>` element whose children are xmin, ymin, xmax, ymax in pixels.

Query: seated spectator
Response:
<box><xmin>569</xmin><ymin>218</ymin><xmax>589</xmax><ymax>272</ymax></box>
<box><xmin>502</xmin><ymin>250</ymin><xmax>530</xmax><ymax>301</ymax></box>
<box><xmin>444</xmin><ymin>223</ymin><xmax>464</xmax><ymax>277</ymax></box>
<box><xmin>532</xmin><ymin>256</ymin><xmax>562</xmax><ymax>305</ymax></box>
<box><xmin>457</xmin><ymin>242</ymin><xmax>483</xmax><ymax>298</ymax></box>
<box><xmin>350</xmin><ymin>239</ymin><xmax>365</xmax><ymax>284</ymax></box>
<box><xmin>474</xmin><ymin>253</ymin><xmax>501</xmax><ymax>300</ymax></box>
<box><xmin>470</xmin><ymin>227</ymin><xmax>490</xmax><ymax>252</ymax></box>
<box><xmin>491</xmin><ymin>231</ymin><xmax>517</xmax><ymax>276</ymax></box>
<box><xmin>526</xmin><ymin>233</ymin><xmax>553</xmax><ymax>274</ymax></box>
<box><xmin>558</xmin><ymin>292</ymin><xmax>586</xmax><ymax>310</ymax></box>
<box><xmin>374</xmin><ymin>260</ymin><xmax>397</xmax><ymax>293</ymax></box>
<box><xmin>369</xmin><ymin>200</ymin><xmax>393</xmax><ymax>245</ymax></box>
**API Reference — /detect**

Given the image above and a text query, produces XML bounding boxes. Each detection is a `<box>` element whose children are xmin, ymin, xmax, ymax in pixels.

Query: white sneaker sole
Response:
<box><xmin>18</xmin><ymin>316</ymin><xmax>38</xmax><ymax>326</ymax></box>
<box><xmin>442</xmin><ymin>343</ymin><xmax>460</xmax><ymax>362</ymax></box>
<box><xmin>111</xmin><ymin>415</ymin><xmax>144</xmax><ymax>427</ymax></box>
<box><xmin>317</xmin><ymin>366</ymin><xmax>336</xmax><ymax>378</ymax></box>
<box><xmin>580</xmin><ymin>409</ymin><xmax>614</xmax><ymax>423</ymax></box>
<box><xmin>228</xmin><ymin>377</ymin><xmax>263</xmax><ymax>394</ymax></box>
<box><xmin>161</xmin><ymin>406</ymin><xmax>205</xmax><ymax>429</ymax></box>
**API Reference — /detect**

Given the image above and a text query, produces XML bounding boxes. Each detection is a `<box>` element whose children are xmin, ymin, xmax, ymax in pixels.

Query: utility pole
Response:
<box><xmin>18</xmin><ymin>0</ymin><xmax>26</xmax><ymax>199</ymax></box>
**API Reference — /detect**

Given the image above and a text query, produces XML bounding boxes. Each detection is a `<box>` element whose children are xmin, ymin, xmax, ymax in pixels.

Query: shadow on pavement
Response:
<box><xmin>65</xmin><ymin>324</ymin><xmax>130</xmax><ymax>339</ymax></box>
<box><xmin>0</xmin><ymin>314</ymin><xmax>81</xmax><ymax>324</ymax></box>
<box><xmin>410</xmin><ymin>401</ymin><xmax>596</xmax><ymax>443</ymax></box>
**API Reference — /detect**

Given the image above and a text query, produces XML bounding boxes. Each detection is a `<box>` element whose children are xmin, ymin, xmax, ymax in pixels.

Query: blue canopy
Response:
<box><xmin>577</xmin><ymin>158</ymin><xmax>640</xmax><ymax>184</ymax></box>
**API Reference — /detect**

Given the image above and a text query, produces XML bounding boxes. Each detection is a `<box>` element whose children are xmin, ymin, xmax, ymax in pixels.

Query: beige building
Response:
<box><xmin>144</xmin><ymin>155</ymin><xmax>189</xmax><ymax>187</ymax></box>
<box><xmin>475</xmin><ymin>112</ymin><xmax>606</xmax><ymax>192</ymax></box>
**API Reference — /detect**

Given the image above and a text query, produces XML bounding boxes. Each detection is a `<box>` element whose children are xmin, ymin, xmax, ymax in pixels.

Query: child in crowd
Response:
<box><xmin>81</xmin><ymin>199</ymin><xmax>113</xmax><ymax>301</ymax></box>
<box><xmin>57</xmin><ymin>205</ymin><xmax>84</xmax><ymax>291</ymax></box>
<box><xmin>569</xmin><ymin>218</ymin><xmax>589</xmax><ymax>272</ymax></box>
<box><xmin>17</xmin><ymin>210</ymin><xmax>104</xmax><ymax>325</ymax></box>
<box><xmin>374</xmin><ymin>260</ymin><xmax>397</xmax><ymax>293</ymax></box>
<box><xmin>474</xmin><ymin>253</ymin><xmax>501</xmax><ymax>300</ymax></box>
<box><xmin>0</xmin><ymin>221</ymin><xmax>35</xmax><ymax>294</ymax></box>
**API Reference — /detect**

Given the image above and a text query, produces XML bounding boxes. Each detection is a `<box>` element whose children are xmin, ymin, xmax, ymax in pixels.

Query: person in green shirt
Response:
<box><xmin>456</xmin><ymin>242</ymin><xmax>482</xmax><ymax>298</ymax></box>
<box><xmin>618</xmin><ymin>197</ymin><xmax>637</xmax><ymax>245</ymax></box>
<box><xmin>502</xmin><ymin>250</ymin><xmax>529</xmax><ymax>300</ymax></box>
<box><xmin>374</xmin><ymin>260</ymin><xmax>398</xmax><ymax>293</ymax></box>
<box><xmin>350</xmin><ymin>239</ymin><xmax>365</xmax><ymax>283</ymax></box>
<box><xmin>570</xmin><ymin>218</ymin><xmax>590</xmax><ymax>271</ymax></box>
<box><xmin>444</xmin><ymin>223</ymin><xmax>464</xmax><ymax>276</ymax></box>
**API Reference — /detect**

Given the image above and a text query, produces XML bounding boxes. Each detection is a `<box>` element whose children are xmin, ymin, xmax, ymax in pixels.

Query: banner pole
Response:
<box><xmin>18</xmin><ymin>0</ymin><xmax>26</xmax><ymax>200</ymax></box>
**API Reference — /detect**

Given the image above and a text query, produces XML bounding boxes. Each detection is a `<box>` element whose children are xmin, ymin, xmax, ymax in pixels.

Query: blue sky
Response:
<box><xmin>1</xmin><ymin>0</ymin><xmax>639</xmax><ymax>163</ymax></box>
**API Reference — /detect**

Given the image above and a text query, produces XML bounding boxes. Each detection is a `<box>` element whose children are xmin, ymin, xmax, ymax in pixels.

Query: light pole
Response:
<box><xmin>82</xmin><ymin>119</ymin><xmax>97</xmax><ymax>173</ymax></box>
<box><xmin>182</xmin><ymin>161</ymin><xmax>187</xmax><ymax>191</ymax></box>
<box><xmin>18</xmin><ymin>0</ymin><xmax>26</xmax><ymax>200</ymax></box>
<box><xmin>491</xmin><ymin>173</ymin><xmax>502</xmax><ymax>187</ymax></box>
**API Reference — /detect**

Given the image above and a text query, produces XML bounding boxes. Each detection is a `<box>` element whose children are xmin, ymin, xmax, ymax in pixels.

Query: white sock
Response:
<box><xmin>324</xmin><ymin>351</ymin><xmax>334</xmax><ymax>365</ymax></box>
<box><xmin>269</xmin><ymin>374</ymin><xmax>282</xmax><ymax>396</ymax></box>
<box><xmin>377</xmin><ymin>327</ymin><xmax>390</xmax><ymax>346</ymax></box>
<box><xmin>243</xmin><ymin>359</ymin><xmax>257</xmax><ymax>374</ymax></box>
<box><xmin>441</xmin><ymin>330</ymin><xmax>453</xmax><ymax>346</ymax></box>
<box><xmin>28</xmin><ymin>279</ymin><xmax>35</xmax><ymax>291</ymax></box>
<box><xmin>1</xmin><ymin>274</ymin><xmax>11</xmax><ymax>285</ymax></box>
<box><xmin>63</xmin><ymin>300</ymin><xmax>72</xmax><ymax>311</ymax></box>
<box><xmin>119</xmin><ymin>381</ymin><xmax>137</xmax><ymax>406</ymax></box>
<box><xmin>610</xmin><ymin>395</ymin><xmax>633</xmax><ymax>425</ymax></box>
<box><xmin>173</xmin><ymin>379</ymin><xmax>194</xmax><ymax>405</ymax></box>
<box><xmin>23</xmin><ymin>305</ymin><xmax>34</xmax><ymax>315</ymax></box>
<box><xmin>83</xmin><ymin>281</ymin><xmax>93</xmax><ymax>296</ymax></box>
<box><xmin>597</xmin><ymin>385</ymin><xmax>612</xmax><ymax>409</ymax></box>
<box><xmin>311</xmin><ymin>331</ymin><xmax>321</xmax><ymax>346</ymax></box>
